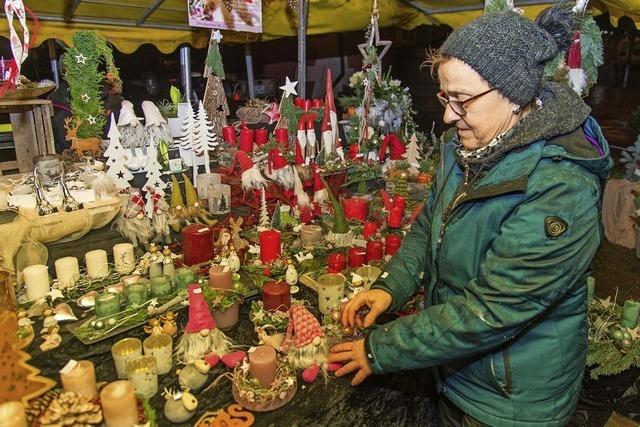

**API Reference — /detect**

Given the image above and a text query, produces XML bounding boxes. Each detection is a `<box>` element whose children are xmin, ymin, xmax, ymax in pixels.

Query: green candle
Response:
<box><xmin>163</xmin><ymin>262</ymin><xmax>175</xmax><ymax>280</ymax></box>
<box><xmin>622</xmin><ymin>300</ymin><xmax>640</xmax><ymax>329</ymax></box>
<box><xmin>95</xmin><ymin>292</ymin><xmax>120</xmax><ymax>319</ymax></box>
<box><xmin>174</xmin><ymin>267</ymin><xmax>196</xmax><ymax>290</ymax></box>
<box><xmin>586</xmin><ymin>276</ymin><xmax>596</xmax><ymax>303</ymax></box>
<box><xmin>125</xmin><ymin>281</ymin><xmax>149</xmax><ymax>308</ymax></box>
<box><xmin>150</xmin><ymin>275</ymin><xmax>172</xmax><ymax>298</ymax></box>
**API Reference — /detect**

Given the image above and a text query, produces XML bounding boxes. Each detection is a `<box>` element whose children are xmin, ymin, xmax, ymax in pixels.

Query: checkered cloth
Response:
<box><xmin>123</xmin><ymin>191</ymin><xmax>145</xmax><ymax>218</ymax></box>
<box><xmin>282</xmin><ymin>305</ymin><xmax>325</xmax><ymax>349</ymax></box>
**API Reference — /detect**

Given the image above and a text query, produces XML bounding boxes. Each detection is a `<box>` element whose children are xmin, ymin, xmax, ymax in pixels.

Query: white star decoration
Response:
<box><xmin>212</xmin><ymin>29</ymin><xmax>223</xmax><ymax>43</ymax></box>
<box><xmin>357</xmin><ymin>9</ymin><xmax>392</xmax><ymax>80</ymax></box>
<box><xmin>81</xmin><ymin>93</ymin><xmax>90</xmax><ymax>102</ymax></box>
<box><xmin>75</xmin><ymin>53</ymin><xmax>87</xmax><ymax>64</ymax></box>
<box><xmin>87</xmin><ymin>115</ymin><xmax>97</xmax><ymax>125</ymax></box>
<box><xmin>279</xmin><ymin>76</ymin><xmax>298</xmax><ymax>98</ymax></box>
<box><xmin>47</xmin><ymin>288</ymin><xmax>64</xmax><ymax>302</ymax></box>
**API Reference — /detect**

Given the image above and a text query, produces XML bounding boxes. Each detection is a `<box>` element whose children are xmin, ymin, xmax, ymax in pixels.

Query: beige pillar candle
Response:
<box><xmin>59</xmin><ymin>359</ymin><xmax>98</xmax><ymax>399</ymax></box>
<box><xmin>209</xmin><ymin>265</ymin><xmax>232</xmax><ymax>289</ymax></box>
<box><xmin>85</xmin><ymin>249</ymin><xmax>109</xmax><ymax>278</ymax></box>
<box><xmin>0</xmin><ymin>401</ymin><xmax>27</xmax><ymax>427</ymax></box>
<box><xmin>0</xmin><ymin>190</ymin><xmax>7</xmax><ymax>210</ymax></box>
<box><xmin>55</xmin><ymin>256</ymin><xmax>80</xmax><ymax>288</ymax></box>
<box><xmin>143</xmin><ymin>334</ymin><xmax>173</xmax><ymax>375</ymax></box>
<box><xmin>111</xmin><ymin>337</ymin><xmax>143</xmax><ymax>379</ymax></box>
<box><xmin>23</xmin><ymin>264</ymin><xmax>50</xmax><ymax>301</ymax></box>
<box><xmin>248</xmin><ymin>345</ymin><xmax>277</xmax><ymax>387</ymax></box>
<box><xmin>100</xmin><ymin>380</ymin><xmax>139</xmax><ymax>427</ymax></box>
<box><xmin>317</xmin><ymin>273</ymin><xmax>346</xmax><ymax>315</ymax></box>
<box><xmin>126</xmin><ymin>355</ymin><xmax>158</xmax><ymax>398</ymax></box>
<box><xmin>300</xmin><ymin>224</ymin><xmax>323</xmax><ymax>245</ymax></box>
<box><xmin>113</xmin><ymin>243</ymin><xmax>135</xmax><ymax>274</ymax></box>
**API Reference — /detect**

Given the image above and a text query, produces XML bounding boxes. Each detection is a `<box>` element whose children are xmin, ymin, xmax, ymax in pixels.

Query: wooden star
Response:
<box><xmin>598</xmin><ymin>296</ymin><xmax>612</xmax><ymax>309</ymax></box>
<box><xmin>627</xmin><ymin>326</ymin><xmax>639</xmax><ymax>340</ymax></box>
<box><xmin>279</xmin><ymin>76</ymin><xmax>298</xmax><ymax>98</ymax></box>
<box><xmin>74</xmin><ymin>53</ymin><xmax>87</xmax><ymax>64</ymax></box>
<box><xmin>357</xmin><ymin>12</ymin><xmax>392</xmax><ymax>79</ymax></box>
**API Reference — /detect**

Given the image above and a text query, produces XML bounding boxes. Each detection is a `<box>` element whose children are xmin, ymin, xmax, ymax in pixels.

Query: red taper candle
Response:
<box><xmin>275</xmin><ymin>128</ymin><xmax>288</xmax><ymax>145</ymax></box>
<box><xmin>240</xmin><ymin>127</ymin><xmax>254</xmax><ymax>152</ymax></box>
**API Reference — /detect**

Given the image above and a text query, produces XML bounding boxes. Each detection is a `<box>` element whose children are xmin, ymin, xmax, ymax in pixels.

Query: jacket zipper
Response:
<box><xmin>437</xmin><ymin>165</ymin><xmax>471</xmax><ymax>247</ymax></box>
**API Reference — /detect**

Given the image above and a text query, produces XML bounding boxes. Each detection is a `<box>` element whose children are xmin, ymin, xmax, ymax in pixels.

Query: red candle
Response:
<box><xmin>294</xmin><ymin>97</ymin><xmax>304</xmax><ymax>108</ymax></box>
<box><xmin>275</xmin><ymin>128</ymin><xmax>288</xmax><ymax>145</ymax></box>
<box><xmin>366</xmin><ymin>241</ymin><xmax>384</xmax><ymax>262</ymax></box>
<box><xmin>363</xmin><ymin>221</ymin><xmax>378</xmax><ymax>240</ymax></box>
<box><xmin>255</xmin><ymin>128</ymin><xmax>269</xmax><ymax>145</ymax></box>
<box><xmin>327</xmin><ymin>252</ymin><xmax>346</xmax><ymax>273</ymax></box>
<box><xmin>393</xmin><ymin>196</ymin><xmax>406</xmax><ymax>211</ymax></box>
<box><xmin>348</xmin><ymin>247</ymin><xmax>366</xmax><ymax>268</ymax></box>
<box><xmin>348</xmin><ymin>144</ymin><xmax>360</xmax><ymax>161</ymax></box>
<box><xmin>259</xmin><ymin>230</ymin><xmax>281</xmax><ymax>263</ymax></box>
<box><xmin>387</xmin><ymin>206</ymin><xmax>404</xmax><ymax>228</ymax></box>
<box><xmin>385</xmin><ymin>234</ymin><xmax>403</xmax><ymax>256</ymax></box>
<box><xmin>222</xmin><ymin>126</ymin><xmax>237</xmax><ymax>144</ymax></box>
<box><xmin>240</xmin><ymin>128</ymin><xmax>254</xmax><ymax>152</ymax></box>
<box><xmin>312</xmin><ymin>99</ymin><xmax>323</xmax><ymax>108</ymax></box>
<box><xmin>342</xmin><ymin>197</ymin><xmax>368</xmax><ymax>221</ymax></box>
<box><xmin>303</xmin><ymin>99</ymin><xmax>312</xmax><ymax>111</ymax></box>
<box><xmin>182</xmin><ymin>225</ymin><xmax>213</xmax><ymax>266</ymax></box>
<box><xmin>262</xmin><ymin>281</ymin><xmax>290</xmax><ymax>311</ymax></box>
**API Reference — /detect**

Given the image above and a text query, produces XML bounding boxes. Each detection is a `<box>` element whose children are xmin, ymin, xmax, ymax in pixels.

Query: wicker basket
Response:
<box><xmin>0</xmin><ymin>84</ymin><xmax>56</xmax><ymax>101</ymax></box>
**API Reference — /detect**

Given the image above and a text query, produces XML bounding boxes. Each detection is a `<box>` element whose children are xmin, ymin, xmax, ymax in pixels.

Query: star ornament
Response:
<box><xmin>87</xmin><ymin>115</ymin><xmax>97</xmax><ymax>125</ymax></box>
<box><xmin>211</xmin><ymin>29</ymin><xmax>223</xmax><ymax>43</ymax></box>
<box><xmin>75</xmin><ymin>53</ymin><xmax>87</xmax><ymax>64</ymax></box>
<box><xmin>81</xmin><ymin>93</ymin><xmax>90</xmax><ymax>103</ymax></box>
<box><xmin>279</xmin><ymin>76</ymin><xmax>298</xmax><ymax>98</ymax></box>
<box><xmin>357</xmin><ymin>14</ymin><xmax>392</xmax><ymax>77</ymax></box>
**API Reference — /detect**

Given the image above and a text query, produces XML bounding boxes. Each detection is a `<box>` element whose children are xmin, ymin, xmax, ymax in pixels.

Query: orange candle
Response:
<box><xmin>209</xmin><ymin>265</ymin><xmax>232</xmax><ymax>290</ymax></box>
<box><xmin>249</xmin><ymin>345</ymin><xmax>277</xmax><ymax>387</ymax></box>
<box><xmin>100</xmin><ymin>380</ymin><xmax>139</xmax><ymax>427</ymax></box>
<box><xmin>60</xmin><ymin>359</ymin><xmax>98</xmax><ymax>399</ymax></box>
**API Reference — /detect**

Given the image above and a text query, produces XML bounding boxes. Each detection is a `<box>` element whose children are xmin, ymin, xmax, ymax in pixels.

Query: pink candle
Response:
<box><xmin>262</xmin><ymin>281</ymin><xmax>290</xmax><ymax>311</ymax></box>
<box><xmin>222</xmin><ymin>126</ymin><xmax>237</xmax><ymax>144</ymax></box>
<box><xmin>249</xmin><ymin>345</ymin><xmax>277</xmax><ymax>387</ymax></box>
<box><xmin>259</xmin><ymin>230</ymin><xmax>281</xmax><ymax>263</ymax></box>
<box><xmin>182</xmin><ymin>225</ymin><xmax>213</xmax><ymax>266</ymax></box>
<box><xmin>209</xmin><ymin>265</ymin><xmax>232</xmax><ymax>289</ymax></box>
<box><xmin>100</xmin><ymin>380</ymin><xmax>139</xmax><ymax>427</ymax></box>
<box><xmin>275</xmin><ymin>128</ymin><xmax>288</xmax><ymax>145</ymax></box>
<box><xmin>348</xmin><ymin>247</ymin><xmax>366</xmax><ymax>268</ymax></box>
<box><xmin>342</xmin><ymin>197</ymin><xmax>368</xmax><ymax>221</ymax></box>
<box><xmin>387</xmin><ymin>206</ymin><xmax>404</xmax><ymax>228</ymax></box>
<box><xmin>327</xmin><ymin>252</ymin><xmax>346</xmax><ymax>273</ymax></box>
<box><xmin>239</xmin><ymin>128</ymin><xmax>254</xmax><ymax>152</ymax></box>
<box><xmin>385</xmin><ymin>234</ymin><xmax>403</xmax><ymax>256</ymax></box>
<box><xmin>363</xmin><ymin>221</ymin><xmax>378</xmax><ymax>240</ymax></box>
<box><xmin>366</xmin><ymin>241</ymin><xmax>384</xmax><ymax>262</ymax></box>
<box><xmin>255</xmin><ymin>128</ymin><xmax>269</xmax><ymax>145</ymax></box>
<box><xmin>60</xmin><ymin>360</ymin><xmax>98</xmax><ymax>399</ymax></box>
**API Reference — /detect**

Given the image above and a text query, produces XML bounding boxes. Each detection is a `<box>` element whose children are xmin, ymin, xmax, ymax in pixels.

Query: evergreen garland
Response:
<box><xmin>63</xmin><ymin>31</ymin><xmax>121</xmax><ymax>139</ymax></box>
<box><xmin>579</xmin><ymin>14</ymin><xmax>604</xmax><ymax>88</ymax></box>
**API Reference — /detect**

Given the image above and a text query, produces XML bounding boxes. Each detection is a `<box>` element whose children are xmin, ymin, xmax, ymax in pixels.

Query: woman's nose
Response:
<box><xmin>443</xmin><ymin>103</ymin><xmax>460</xmax><ymax>125</ymax></box>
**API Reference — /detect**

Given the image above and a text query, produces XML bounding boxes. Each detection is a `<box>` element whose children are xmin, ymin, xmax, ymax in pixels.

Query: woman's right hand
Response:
<box><xmin>341</xmin><ymin>289</ymin><xmax>393</xmax><ymax>329</ymax></box>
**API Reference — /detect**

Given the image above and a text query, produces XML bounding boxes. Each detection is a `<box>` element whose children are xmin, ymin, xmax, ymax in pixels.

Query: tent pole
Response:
<box><xmin>47</xmin><ymin>40</ymin><xmax>59</xmax><ymax>85</ymax></box>
<box><xmin>180</xmin><ymin>45</ymin><xmax>192</xmax><ymax>102</ymax></box>
<box><xmin>297</xmin><ymin>0</ymin><xmax>307</xmax><ymax>99</ymax></box>
<box><xmin>244</xmin><ymin>43</ymin><xmax>255</xmax><ymax>99</ymax></box>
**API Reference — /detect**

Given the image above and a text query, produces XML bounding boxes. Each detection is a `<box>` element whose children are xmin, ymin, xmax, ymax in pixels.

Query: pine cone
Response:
<box><xmin>27</xmin><ymin>388</ymin><xmax>63</xmax><ymax>424</ymax></box>
<box><xmin>38</xmin><ymin>392</ymin><xmax>102</xmax><ymax>427</ymax></box>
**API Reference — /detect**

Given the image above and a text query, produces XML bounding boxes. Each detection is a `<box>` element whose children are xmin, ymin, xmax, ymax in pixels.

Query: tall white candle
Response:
<box><xmin>85</xmin><ymin>249</ymin><xmax>109</xmax><ymax>278</ymax></box>
<box><xmin>0</xmin><ymin>190</ymin><xmax>7</xmax><ymax>210</ymax></box>
<box><xmin>113</xmin><ymin>243</ymin><xmax>135</xmax><ymax>274</ymax></box>
<box><xmin>23</xmin><ymin>264</ymin><xmax>50</xmax><ymax>301</ymax></box>
<box><xmin>54</xmin><ymin>257</ymin><xmax>79</xmax><ymax>288</ymax></box>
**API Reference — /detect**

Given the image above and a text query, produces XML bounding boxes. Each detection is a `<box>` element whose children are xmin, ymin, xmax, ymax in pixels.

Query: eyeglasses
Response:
<box><xmin>436</xmin><ymin>87</ymin><xmax>497</xmax><ymax>116</ymax></box>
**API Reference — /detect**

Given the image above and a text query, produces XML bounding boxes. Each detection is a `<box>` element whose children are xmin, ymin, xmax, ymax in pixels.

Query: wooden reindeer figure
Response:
<box><xmin>64</xmin><ymin>117</ymin><xmax>101</xmax><ymax>157</ymax></box>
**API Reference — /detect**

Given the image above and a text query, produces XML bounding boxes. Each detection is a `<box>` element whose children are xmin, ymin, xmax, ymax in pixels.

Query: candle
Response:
<box><xmin>303</xmin><ymin>99</ymin><xmax>312</xmax><ymax>111</ymax></box>
<box><xmin>59</xmin><ymin>359</ymin><xmax>98</xmax><ymax>399</ymax></box>
<box><xmin>150</xmin><ymin>275</ymin><xmax>172</xmax><ymax>298</ymax></box>
<box><xmin>0</xmin><ymin>402</ymin><xmax>27</xmax><ymax>427</ymax></box>
<box><xmin>222</xmin><ymin>125</ymin><xmax>237</xmax><ymax>144</ymax></box>
<box><xmin>209</xmin><ymin>265</ymin><xmax>232</xmax><ymax>289</ymax></box>
<box><xmin>387</xmin><ymin>206</ymin><xmax>404</xmax><ymax>228</ymax></box>
<box><xmin>143</xmin><ymin>334</ymin><xmax>173</xmax><ymax>375</ymax></box>
<box><xmin>163</xmin><ymin>261</ymin><xmax>175</xmax><ymax>279</ymax></box>
<box><xmin>393</xmin><ymin>195</ymin><xmax>406</xmax><ymax>211</ymax></box>
<box><xmin>587</xmin><ymin>276</ymin><xmax>595</xmax><ymax>303</ymax></box>
<box><xmin>0</xmin><ymin>190</ymin><xmax>7</xmax><ymax>210</ymax></box>
<box><xmin>249</xmin><ymin>345</ymin><xmax>277</xmax><ymax>387</ymax></box>
<box><xmin>366</xmin><ymin>241</ymin><xmax>384</xmax><ymax>262</ymax></box>
<box><xmin>126</xmin><ymin>355</ymin><xmax>158</xmax><ymax>398</ymax></box>
<box><xmin>348</xmin><ymin>144</ymin><xmax>360</xmax><ymax>161</ymax></box>
<box><xmin>299</xmin><ymin>224</ymin><xmax>323</xmax><ymax>246</ymax></box>
<box><xmin>55</xmin><ymin>256</ymin><xmax>79</xmax><ymax>288</ymax></box>
<box><xmin>182</xmin><ymin>225</ymin><xmax>213</xmax><ymax>266</ymax></box>
<box><xmin>111</xmin><ymin>338</ymin><xmax>143</xmax><ymax>379</ymax></box>
<box><xmin>23</xmin><ymin>264</ymin><xmax>50</xmax><ymax>301</ymax></box>
<box><xmin>100</xmin><ymin>380</ymin><xmax>139</xmax><ymax>427</ymax></box>
<box><xmin>255</xmin><ymin>128</ymin><xmax>269</xmax><ymax>145</ymax></box>
<box><xmin>275</xmin><ymin>128</ymin><xmax>288</xmax><ymax>145</ymax></box>
<box><xmin>317</xmin><ymin>273</ymin><xmax>346</xmax><ymax>315</ymax></box>
<box><xmin>85</xmin><ymin>249</ymin><xmax>109</xmax><ymax>278</ymax></box>
<box><xmin>262</xmin><ymin>281</ymin><xmax>290</xmax><ymax>312</ymax></box>
<box><xmin>239</xmin><ymin>127</ymin><xmax>254</xmax><ymax>152</ymax></box>
<box><xmin>124</xmin><ymin>282</ymin><xmax>149</xmax><ymax>308</ymax></box>
<box><xmin>327</xmin><ymin>252</ymin><xmax>346</xmax><ymax>273</ymax></box>
<box><xmin>112</xmin><ymin>243</ymin><xmax>135</xmax><ymax>274</ymax></box>
<box><xmin>342</xmin><ymin>197</ymin><xmax>368</xmax><ymax>221</ymax></box>
<box><xmin>149</xmin><ymin>261</ymin><xmax>163</xmax><ymax>279</ymax></box>
<box><xmin>95</xmin><ymin>292</ymin><xmax>121</xmax><ymax>319</ymax></box>
<box><xmin>294</xmin><ymin>97</ymin><xmax>304</xmax><ymax>108</ymax></box>
<box><xmin>348</xmin><ymin>247</ymin><xmax>366</xmax><ymax>268</ymax></box>
<box><xmin>363</xmin><ymin>222</ymin><xmax>378</xmax><ymax>240</ymax></box>
<box><xmin>622</xmin><ymin>300</ymin><xmax>640</xmax><ymax>328</ymax></box>
<box><xmin>121</xmin><ymin>274</ymin><xmax>141</xmax><ymax>286</ymax></box>
<box><xmin>385</xmin><ymin>234</ymin><xmax>403</xmax><ymax>256</ymax></box>
<box><xmin>312</xmin><ymin>99</ymin><xmax>323</xmax><ymax>108</ymax></box>
<box><xmin>175</xmin><ymin>267</ymin><xmax>196</xmax><ymax>290</ymax></box>
<box><xmin>259</xmin><ymin>229</ymin><xmax>282</xmax><ymax>263</ymax></box>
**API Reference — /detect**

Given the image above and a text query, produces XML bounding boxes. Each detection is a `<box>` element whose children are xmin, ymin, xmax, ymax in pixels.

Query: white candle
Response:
<box><xmin>143</xmin><ymin>334</ymin><xmax>173</xmax><ymax>375</ymax></box>
<box><xmin>0</xmin><ymin>190</ymin><xmax>7</xmax><ymax>210</ymax></box>
<box><xmin>85</xmin><ymin>249</ymin><xmax>109</xmax><ymax>278</ymax></box>
<box><xmin>54</xmin><ymin>257</ymin><xmax>79</xmax><ymax>288</ymax></box>
<box><xmin>113</xmin><ymin>243</ymin><xmax>135</xmax><ymax>274</ymax></box>
<box><xmin>23</xmin><ymin>264</ymin><xmax>50</xmax><ymax>301</ymax></box>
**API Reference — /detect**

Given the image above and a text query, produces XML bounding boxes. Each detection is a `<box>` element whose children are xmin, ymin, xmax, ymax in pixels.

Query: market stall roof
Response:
<box><xmin>0</xmin><ymin>0</ymin><xmax>638</xmax><ymax>54</ymax></box>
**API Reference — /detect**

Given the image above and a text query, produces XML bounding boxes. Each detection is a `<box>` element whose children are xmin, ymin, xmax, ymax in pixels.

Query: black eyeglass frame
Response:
<box><xmin>436</xmin><ymin>87</ymin><xmax>497</xmax><ymax>116</ymax></box>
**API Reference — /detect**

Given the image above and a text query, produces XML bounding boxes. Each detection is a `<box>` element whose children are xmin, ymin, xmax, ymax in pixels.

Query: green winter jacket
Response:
<box><xmin>366</xmin><ymin>83</ymin><xmax>612</xmax><ymax>427</ymax></box>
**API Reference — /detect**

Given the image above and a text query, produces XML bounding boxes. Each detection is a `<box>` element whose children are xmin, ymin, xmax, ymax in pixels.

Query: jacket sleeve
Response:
<box><xmin>366</xmin><ymin>168</ymin><xmax>601</xmax><ymax>374</ymax></box>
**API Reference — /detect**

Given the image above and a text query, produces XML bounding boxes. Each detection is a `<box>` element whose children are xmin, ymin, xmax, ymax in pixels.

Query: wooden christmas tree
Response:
<box><xmin>203</xmin><ymin>30</ymin><xmax>230</xmax><ymax>135</ymax></box>
<box><xmin>403</xmin><ymin>133</ymin><xmax>422</xmax><ymax>170</ymax></box>
<box><xmin>193</xmin><ymin>101</ymin><xmax>219</xmax><ymax>174</ymax></box>
<box><xmin>105</xmin><ymin>116</ymin><xmax>133</xmax><ymax>190</ymax></box>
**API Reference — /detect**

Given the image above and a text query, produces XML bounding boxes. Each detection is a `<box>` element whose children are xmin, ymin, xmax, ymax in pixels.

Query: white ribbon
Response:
<box><xmin>4</xmin><ymin>0</ymin><xmax>29</xmax><ymax>74</ymax></box>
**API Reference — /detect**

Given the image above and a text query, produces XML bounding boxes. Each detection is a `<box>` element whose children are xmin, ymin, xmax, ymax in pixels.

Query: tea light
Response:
<box><xmin>255</xmin><ymin>128</ymin><xmax>269</xmax><ymax>145</ymax></box>
<box><xmin>113</xmin><ymin>243</ymin><xmax>135</xmax><ymax>274</ymax></box>
<box><xmin>363</xmin><ymin>222</ymin><xmax>378</xmax><ymax>240</ymax></box>
<box><xmin>262</xmin><ymin>281</ymin><xmax>290</xmax><ymax>312</ymax></box>
<box><xmin>342</xmin><ymin>197</ymin><xmax>368</xmax><ymax>221</ymax></box>
<box><xmin>385</xmin><ymin>234</ymin><xmax>403</xmax><ymax>256</ymax></box>
<box><xmin>222</xmin><ymin>125</ymin><xmax>237</xmax><ymax>144</ymax></box>
<box><xmin>143</xmin><ymin>334</ymin><xmax>173</xmax><ymax>375</ymax></box>
<box><xmin>150</xmin><ymin>275</ymin><xmax>172</xmax><ymax>298</ymax></box>
<box><xmin>111</xmin><ymin>338</ymin><xmax>143</xmax><ymax>379</ymax></box>
<box><xmin>209</xmin><ymin>265</ymin><xmax>232</xmax><ymax>289</ymax></box>
<box><xmin>100</xmin><ymin>380</ymin><xmax>139</xmax><ymax>427</ymax></box>
<box><xmin>124</xmin><ymin>281</ymin><xmax>149</xmax><ymax>308</ymax></box>
<box><xmin>23</xmin><ymin>264</ymin><xmax>50</xmax><ymax>301</ymax></box>
<box><xmin>54</xmin><ymin>257</ymin><xmax>79</xmax><ymax>288</ymax></box>
<box><xmin>327</xmin><ymin>252</ymin><xmax>346</xmax><ymax>273</ymax></box>
<box><xmin>95</xmin><ymin>292</ymin><xmax>121</xmax><ymax>319</ymax></box>
<box><xmin>182</xmin><ymin>225</ymin><xmax>213</xmax><ymax>266</ymax></box>
<box><xmin>249</xmin><ymin>345</ymin><xmax>277</xmax><ymax>387</ymax></box>
<box><xmin>366</xmin><ymin>241</ymin><xmax>384</xmax><ymax>262</ymax></box>
<box><xmin>387</xmin><ymin>206</ymin><xmax>404</xmax><ymax>228</ymax></box>
<box><xmin>126</xmin><ymin>355</ymin><xmax>158</xmax><ymax>398</ymax></box>
<box><xmin>299</xmin><ymin>224</ymin><xmax>323</xmax><ymax>246</ymax></box>
<box><xmin>175</xmin><ymin>267</ymin><xmax>196</xmax><ymax>290</ymax></box>
<box><xmin>275</xmin><ymin>128</ymin><xmax>288</xmax><ymax>145</ymax></box>
<box><xmin>348</xmin><ymin>247</ymin><xmax>366</xmax><ymax>268</ymax></box>
<box><xmin>59</xmin><ymin>359</ymin><xmax>98</xmax><ymax>399</ymax></box>
<box><xmin>259</xmin><ymin>229</ymin><xmax>281</xmax><ymax>263</ymax></box>
<box><xmin>317</xmin><ymin>273</ymin><xmax>346</xmax><ymax>315</ymax></box>
<box><xmin>239</xmin><ymin>127</ymin><xmax>254</xmax><ymax>152</ymax></box>
<box><xmin>0</xmin><ymin>401</ymin><xmax>27</xmax><ymax>427</ymax></box>
<box><xmin>85</xmin><ymin>249</ymin><xmax>109</xmax><ymax>278</ymax></box>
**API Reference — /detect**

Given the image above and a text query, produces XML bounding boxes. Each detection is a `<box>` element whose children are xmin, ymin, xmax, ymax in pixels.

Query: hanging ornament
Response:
<box><xmin>74</xmin><ymin>53</ymin><xmax>87</xmax><ymax>64</ymax></box>
<box><xmin>3</xmin><ymin>0</ymin><xmax>29</xmax><ymax>89</ymax></box>
<box><xmin>357</xmin><ymin>0</ymin><xmax>392</xmax><ymax>82</ymax></box>
<box><xmin>80</xmin><ymin>93</ymin><xmax>90</xmax><ymax>103</ymax></box>
<box><xmin>87</xmin><ymin>115</ymin><xmax>96</xmax><ymax>125</ymax></box>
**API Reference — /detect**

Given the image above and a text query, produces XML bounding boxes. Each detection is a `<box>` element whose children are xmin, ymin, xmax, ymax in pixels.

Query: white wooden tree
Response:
<box><xmin>258</xmin><ymin>188</ymin><xmax>270</xmax><ymax>229</ymax></box>
<box><xmin>143</xmin><ymin>144</ymin><xmax>166</xmax><ymax>194</ymax></box>
<box><xmin>105</xmin><ymin>114</ymin><xmax>133</xmax><ymax>190</ymax></box>
<box><xmin>104</xmin><ymin>113</ymin><xmax>122</xmax><ymax>166</ymax></box>
<box><xmin>403</xmin><ymin>133</ymin><xmax>422</xmax><ymax>169</ymax></box>
<box><xmin>180</xmin><ymin>103</ymin><xmax>198</xmax><ymax>182</ymax></box>
<box><xmin>193</xmin><ymin>101</ymin><xmax>219</xmax><ymax>174</ymax></box>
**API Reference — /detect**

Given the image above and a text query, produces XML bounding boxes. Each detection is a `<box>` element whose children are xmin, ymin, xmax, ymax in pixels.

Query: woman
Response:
<box><xmin>327</xmin><ymin>5</ymin><xmax>612</xmax><ymax>426</ymax></box>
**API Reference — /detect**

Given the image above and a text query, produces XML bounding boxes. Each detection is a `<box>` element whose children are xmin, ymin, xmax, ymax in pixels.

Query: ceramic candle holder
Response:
<box><xmin>299</xmin><ymin>225</ymin><xmax>323</xmax><ymax>246</ymax></box>
<box><xmin>143</xmin><ymin>334</ymin><xmax>173</xmax><ymax>375</ymax></box>
<box><xmin>126</xmin><ymin>355</ymin><xmax>158</xmax><ymax>398</ymax></box>
<box><xmin>0</xmin><ymin>401</ymin><xmax>27</xmax><ymax>427</ymax></box>
<box><xmin>59</xmin><ymin>359</ymin><xmax>98</xmax><ymax>399</ymax></box>
<box><xmin>111</xmin><ymin>337</ymin><xmax>143</xmax><ymax>379</ymax></box>
<box><xmin>354</xmin><ymin>266</ymin><xmax>382</xmax><ymax>290</ymax></box>
<box><xmin>100</xmin><ymin>380</ymin><xmax>139</xmax><ymax>427</ymax></box>
<box><xmin>317</xmin><ymin>273</ymin><xmax>346</xmax><ymax>315</ymax></box>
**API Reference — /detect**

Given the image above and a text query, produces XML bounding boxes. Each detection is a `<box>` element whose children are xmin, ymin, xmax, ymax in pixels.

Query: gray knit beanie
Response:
<box><xmin>440</xmin><ymin>5</ymin><xmax>575</xmax><ymax>106</ymax></box>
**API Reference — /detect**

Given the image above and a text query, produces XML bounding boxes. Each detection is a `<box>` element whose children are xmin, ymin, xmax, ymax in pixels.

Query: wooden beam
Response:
<box><xmin>137</xmin><ymin>0</ymin><xmax>166</xmax><ymax>26</ymax></box>
<box><xmin>64</xmin><ymin>0</ymin><xmax>82</xmax><ymax>22</ymax></box>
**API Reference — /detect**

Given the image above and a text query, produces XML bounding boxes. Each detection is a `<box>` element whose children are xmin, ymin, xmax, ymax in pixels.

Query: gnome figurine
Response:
<box><xmin>265</xmin><ymin>148</ymin><xmax>295</xmax><ymax>190</ymax></box>
<box><xmin>113</xmin><ymin>190</ymin><xmax>154</xmax><ymax>247</ymax></box>
<box><xmin>281</xmin><ymin>304</ymin><xmax>328</xmax><ymax>371</ymax></box>
<box><xmin>226</xmin><ymin>150</ymin><xmax>267</xmax><ymax>190</ymax></box>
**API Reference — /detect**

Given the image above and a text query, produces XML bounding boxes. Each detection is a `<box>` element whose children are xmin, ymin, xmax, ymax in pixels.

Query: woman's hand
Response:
<box><xmin>327</xmin><ymin>339</ymin><xmax>372</xmax><ymax>386</ymax></box>
<box><xmin>341</xmin><ymin>289</ymin><xmax>393</xmax><ymax>329</ymax></box>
